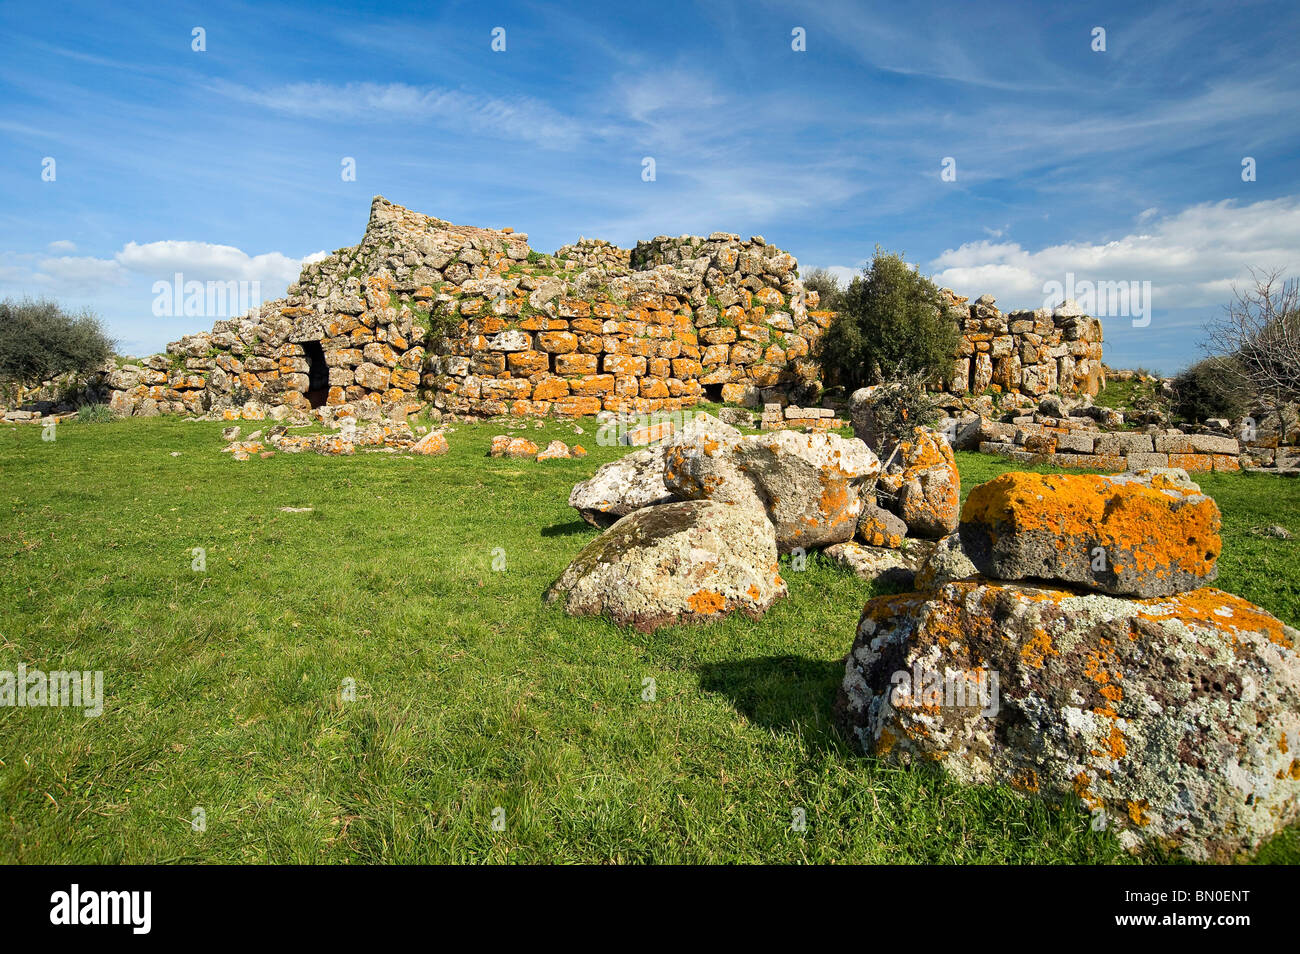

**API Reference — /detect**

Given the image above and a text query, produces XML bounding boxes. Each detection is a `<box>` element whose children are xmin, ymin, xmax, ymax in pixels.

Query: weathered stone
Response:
<box><xmin>876</xmin><ymin>427</ymin><xmax>960</xmax><ymax>538</ymax></box>
<box><xmin>536</xmin><ymin>440</ymin><xmax>571</xmax><ymax>461</ymax></box>
<box><xmin>567</xmin><ymin>412</ymin><xmax>740</xmax><ymax>527</ymax></box>
<box><xmin>824</xmin><ymin>541</ymin><xmax>930</xmax><ymax>587</ymax></box>
<box><xmin>836</xmin><ymin>579</ymin><xmax>1300</xmax><ymax>860</ymax></box>
<box><xmin>411</xmin><ymin>430</ymin><xmax>449</xmax><ymax>455</ymax></box>
<box><xmin>912</xmin><ymin>532</ymin><xmax>978</xmax><ymax>590</ymax></box>
<box><xmin>857</xmin><ymin>503</ymin><xmax>908</xmax><ymax>548</ymax></box>
<box><xmin>545</xmin><ymin>500</ymin><xmax>787</xmax><ymax>631</ymax></box>
<box><xmin>959</xmin><ymin>471</ymin><xmax>1221</xmax><ymax>597</ymax></box>
<box><xmin>1094</xmin><ymin>432</ymin><xmax>1155</xmax><ymax>455</ymax></box>
<box><xmin>489</xmin><ymin>435</ymin><xmax>539</xmax><ymax>458</ymax></box>
<box><xmin>664</xmin><ymin>430</ymin><xmax>881</xmax><ymax>552</ymax></box>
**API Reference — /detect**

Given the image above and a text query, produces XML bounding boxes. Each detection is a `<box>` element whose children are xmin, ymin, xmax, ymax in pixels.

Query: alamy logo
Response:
<box><xmin>152</xmin><ymin>272</ymin><xmax>262</xmax><ymax>318</ymax></box>
<box><xmin>50</xmin><ymin>884</ymin><xmax>151</xmax><ymax>934</ymax></box>
<box><xmin>890</xmin><ymin>663</ymin><xmax>1000</xmax><ymax>717</ymax></box>
<box><xmin>0</xmin><ymin>665</ymin><xmax>103</xmax><ymax>718</ymax></box>
<box><xmin>1042</xmin><ymin>272</ymin><xmax>1152</xmax><ymax>327</ymax></box>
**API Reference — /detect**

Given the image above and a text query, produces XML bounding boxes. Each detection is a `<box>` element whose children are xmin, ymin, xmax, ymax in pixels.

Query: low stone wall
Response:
<box><xmin>975</xmin><ymin>414</ymin><xmax>1243</xmax><ymax>473</ymax></box>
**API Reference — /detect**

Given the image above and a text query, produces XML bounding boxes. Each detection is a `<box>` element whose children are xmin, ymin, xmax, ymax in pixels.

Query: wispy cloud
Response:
<box><xmin>210</xmin><ymin>80</ymin><xmax>587</xmax><ymax>149</ymax></box>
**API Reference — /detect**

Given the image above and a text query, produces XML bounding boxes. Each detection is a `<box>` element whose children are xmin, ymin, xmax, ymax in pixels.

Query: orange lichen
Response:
<box><xmin>875</xmin><ymin>728</ymin><xmax>897</xmax><ymax>755</ymax></box>
<box><xmin>1020</xmin><ymin>628</ymin><xmax>1058</xmax><ymax>669</ymax></box>
<box><xmin>686</xmin><ymin>589</ymin><xmax>727</xmax><ymax>615</ymax></box>
<box><xmin>1127</xmin><ymin>799</ymin><xmax>1151</xmax><ymax>826</ymax></box>
<box><xmin>961</xmin><ymin>472</ymin><xmax>1221</xmax><ymax>578</ymax></box>
<box><xmin>1135</xmin><ymin>588</ymin><xmax>1293</xmax><ymax>648</ymax></box>
<box><xmin>1073</xmin><ymin>772</ymin><xmax>1104</xmax><ymax>810</ymax></box>
<box><xmin>1012</xmin><ymin>769</ymin><xmax>1041</xmax><ymax>793</ymax></box>
<box><xmin>1097</xmin><ymin>724</ymin><xmax>1128</xmax><ymax>760</ymax></box>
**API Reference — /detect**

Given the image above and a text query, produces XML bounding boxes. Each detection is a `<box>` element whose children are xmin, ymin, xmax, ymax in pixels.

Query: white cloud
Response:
<box><xmin>929</xmin><ymin>196</ymin><xmax>1300</xmax><ymax>311</ymax></box>
<box><xmin>212</xmin><ymin>80</ymin><xmax>585</xmax><ymax>149</ymax></box>
<box><xmin>1</xmin><ymin>242</ymin><xmax>328</xmax><ymax>300</ymax></box>
<box><xmin>34</xmin><ymin>255</ymin><xmax>128</xmax><ymax>290</ymax></box>
<box><xmin>47</xmin><ymin>239</ymin><xmax>76</xmax><ymax>252</ymax></box>
<box><xmin>115</xmin><ymin>240</ymin><xmax>325</xmax><ymax>289</ymax></box>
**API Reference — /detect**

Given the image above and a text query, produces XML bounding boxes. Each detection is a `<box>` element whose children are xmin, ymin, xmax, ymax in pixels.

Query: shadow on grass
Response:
<box><xmin>698</xmin><ymin>654</ymin><xmax>849</xmax><ymax>753</ymax></box>
<box><xmin>540</xmin><ymin>520</ymin><xmax>596</xmax><ymax>538</ymax></box>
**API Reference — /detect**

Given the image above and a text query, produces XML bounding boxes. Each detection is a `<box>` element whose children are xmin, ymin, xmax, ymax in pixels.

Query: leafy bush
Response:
<box><xmin>816</xmin><ymin>249</ymin><xmax>959</xmax><ymax>390</ymax></box>
<box><xmin>0</xmin><ymin>298</ymin><xmax>114</xmax><ymax>401</ymax></box>
<box><xmin>801</xmin><ymin>267</ymin><xmax>845</xmax><ymax>312</ymax></box>
<box><xmin>1171</xmin><ymin>356</ymin><xmax>1250</xmax><ymax>423</ymax></box>
<box><xmin>76</xmin><ymin>403</ymin><xmax>114</xmax><ymax>423</ymax></box>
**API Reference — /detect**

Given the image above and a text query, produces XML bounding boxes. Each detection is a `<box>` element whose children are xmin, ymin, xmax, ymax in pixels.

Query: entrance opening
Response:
<box><xmin>703</xmin><ymin>383</ymin><xmax>724</xmax><ymax>403</ymax></box>
<box><xmin>302</xmin><ymin>340</ymin><xmax>329</xmax><ymax>408</ymax></box>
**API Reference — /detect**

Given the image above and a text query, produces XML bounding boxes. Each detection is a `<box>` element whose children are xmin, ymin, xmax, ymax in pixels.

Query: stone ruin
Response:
<box><xmin>939</xmin><ymin>290</ymin><xmax>1105</xmax><ymax>398</ymax></box>
<box><xmin>105</xmin><ymin>196</ymin><xmax>835</xmax><ymax>421</ymax></box>
<box><xmin>96</xmin><ymin>195</ymin><xmax>1106</xmax><ymax>422</ymax></box>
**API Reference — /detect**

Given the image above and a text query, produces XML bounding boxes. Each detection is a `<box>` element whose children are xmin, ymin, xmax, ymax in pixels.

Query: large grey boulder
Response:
<box><xmin>546</xmin><ymin>500</ymin><xmax>786</xmax><ymax>631</ymax></box>
<box><xmin>568</xmin><ymin>412</ymin><xmax>740</xmax><ymax>527</ymax></box>
<box><xmin>836</xmin><ymin>578</ymin><xmax>1300</xmax><ymax>861</ymax></box>
<box><xmin>664</xmin><ymin>430</ymin><xmax>880</xmax><ymax>553</ymax></box>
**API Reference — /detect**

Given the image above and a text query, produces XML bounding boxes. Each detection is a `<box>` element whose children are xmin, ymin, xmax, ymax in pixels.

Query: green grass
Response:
<box><xmin>0</xmin><ymin>418</ymin><xmax>1296</xmax><ymax>864</ymax></box>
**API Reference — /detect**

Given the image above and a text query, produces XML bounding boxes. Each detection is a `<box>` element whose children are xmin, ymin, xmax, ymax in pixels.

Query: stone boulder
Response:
<box><xmin>847</xmin><ymin>384</ymin><xmax>895</xmax><ymax>454</ymax></box>
<box><xmin>545</xmin><ymin>500</ymin><xmax>786</xmax><ymax>631</ymax></box>
<box><xmin>876</xmin><ymin>426</ymin><xmax>960</xmax><ymax>538</ymax></box>
<box><xmin>960</xmin><ymin>471</ymin><xmax>1221</xmax><ymax>597</ymax></box>
<box><xmin>663</xmin><ymin>430</ymin><xmax>881</xmax><ymax>552</ymax></box>
<box><xmin>836</xmin><ymin>579</ymin><xmax>1300</xmax><ymax>860</ymax></box>
<box><xmin>856</xmin><ymin>503</ymin><xmax>908</xmax><ymax>549</ymax></box>
<box><xmin>824</xmin><ymin>541</ymin><xmax>933</xmax><ymax>588</ymax></box>
<box><xmin>411</xmin><ymin>430</ymin><xmax>449</xmax><ymax>455</ymax></box>
<box><xmin>912</xmin><ymin>532</ymin><xmax>978</xmax><ymax>590</ymax></box>
<box><xmin>567</xmin><ymin>412</ymin><xmax>740</xmax><ymax>527</ymax></box>
<box><xmin>489</xmin><ymin>436</ymin><xmax>539</xmax><ymax>458</ymax></box>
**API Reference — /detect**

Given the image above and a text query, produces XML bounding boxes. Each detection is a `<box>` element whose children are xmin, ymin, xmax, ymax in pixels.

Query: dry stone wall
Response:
<box><xmin>85</xmin><ymin>196</ymin><xmax>1104</xmax><ymax>422</ymax></box>
<box><xmin>940</xmin><ymin>290</ymin><xmax>1105</xmax><ymax>399</ymax></box>
<box><xmin>103</xmin><ymin>197</ymin><xmax>836</xmax><ymax>420</ymax></box>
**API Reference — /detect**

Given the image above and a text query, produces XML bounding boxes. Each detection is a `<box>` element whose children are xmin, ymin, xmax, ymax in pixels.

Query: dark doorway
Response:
<box><xmin>703</xmin><ymin>383</ymin><xmax>724</xmax><ymax>403</ymax></box>
<box><xmin>302</xmin><ymin>340</ymin><xmax>329</xmax><ymax>408</ymax></box>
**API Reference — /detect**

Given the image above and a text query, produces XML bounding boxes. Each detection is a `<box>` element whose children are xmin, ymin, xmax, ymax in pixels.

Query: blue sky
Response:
<box><xmin>2</xmin><ymin>0</ymin><xmax>1298</xmax><ymax>372</ymax></box>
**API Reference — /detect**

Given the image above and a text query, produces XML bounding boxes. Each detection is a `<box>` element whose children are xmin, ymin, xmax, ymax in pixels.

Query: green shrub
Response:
<box><xmin>77</xmin><ymin>403</ymin><xmax>114</xmax><ymax>423</ymax></box>
<box><xmin>0</xmin><ymin>298</ymin><xmax>114</xmax><ymax>401</ymax></box>
<box><xmin>1171</xmin><ymin>357</ymin><xmax>1250</xmax><ymax>423</ymax></box>
<box><xmin>815</xmin><ymin>249</ymin><xmax>958</xmax><ymax>390</ymax></box>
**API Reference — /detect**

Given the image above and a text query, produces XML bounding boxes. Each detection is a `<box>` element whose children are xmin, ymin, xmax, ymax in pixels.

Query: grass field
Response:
<box><xmin>1</xmin><ymin>414</ymin><xmax>1297</xmax><ymax>864</ymax></box>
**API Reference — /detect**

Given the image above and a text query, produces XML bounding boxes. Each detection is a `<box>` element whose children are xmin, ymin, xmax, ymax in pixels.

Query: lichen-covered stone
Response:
<box><xmin>663</xmin><ymin>430</ymin><xmax>880</xmax><ymax>553</ymax></box>
<box><xmin>857</xmin><ymin>502</ymin><xmax>908</xmax><ymax>548</ymax></box>
<box><xmin>545</xmin><ymin>500</ymin><xmax>786</xmax><ymax>631</ymax></box>
<box><xmin>536</xmin><ymin>440</ymin><xmax>571</xmax><ymax>461</ymax></box>
<box><xmin>567</xmin><ymin>412</ymin><xmax>739</xmax><ymax>527</ymax></box>
<box><xmin>489</xmin><ymin>435</ymin><xmax>539</xmax><ymax>458</ymax></box>
<box><xmin>411</xmin><ymin>430</ymin><xmax>449</xmax><ymax>455</ymax></box>
<box><xmin>913</xmin><ymin>532</ymin><xmax>978</xmax><ymax>590</ymax></box>
<box><xmin>824</xmin><ymin>541</ymin><xmax>931</xmax><ymax>587</ymax></box>
<box><xmin>877</xmin><ymin>426</ymin><xmax>960</xmax><ymax>538</ymax></box>
<box><xmin>836</xmin><ymin>579</ymin><xmax>1300</xmax><ymax>860</ymax></box>
<box><xmin>960</xmin><ymin>471</ymin><xmax>1221</xmax><ymax>597</ymax></box>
